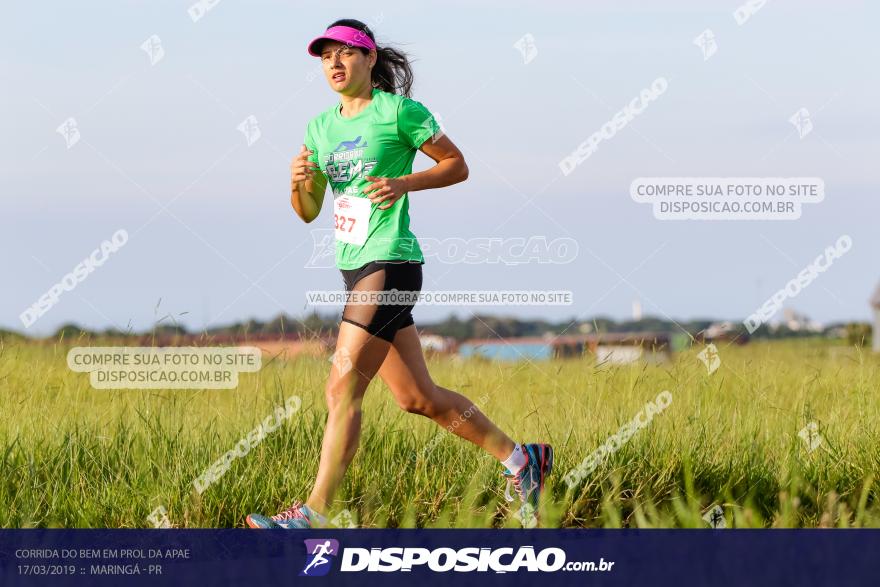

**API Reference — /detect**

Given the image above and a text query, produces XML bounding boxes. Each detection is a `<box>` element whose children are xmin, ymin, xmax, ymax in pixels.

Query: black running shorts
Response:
<box><xmin>339</xmin><ymin>260</ymin><xmax>423</xmax><ymax>343</ymax></box>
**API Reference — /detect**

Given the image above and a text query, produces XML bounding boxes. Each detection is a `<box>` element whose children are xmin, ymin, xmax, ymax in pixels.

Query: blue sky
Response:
<box><xmin>2</xmin><ymin>0</ymin><xmax>878</xmax><ymax>336</ymax></box>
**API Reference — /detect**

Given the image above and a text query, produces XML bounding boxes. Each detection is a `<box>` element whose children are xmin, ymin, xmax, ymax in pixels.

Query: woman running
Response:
<box><xmin>246</xmin><ymin>18</ymin><xmax>552</xmax><ymax>529</ymax></box>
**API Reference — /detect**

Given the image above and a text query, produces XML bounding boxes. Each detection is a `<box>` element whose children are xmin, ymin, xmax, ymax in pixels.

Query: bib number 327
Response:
<box><xmin>333</xmin><ymin>195</ymin><xmax>370</xmax><ymax>246</ymax></box>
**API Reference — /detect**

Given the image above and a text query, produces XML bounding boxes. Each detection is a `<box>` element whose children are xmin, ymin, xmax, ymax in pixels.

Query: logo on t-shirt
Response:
<box><xmin>333</xmin><ymin>136</ymin><xmax>368</xmax><ymax>152</ymax></box>
<box><xmin>324</xmin><ymin>136</ymin><xmax>376</xmax><ymax>183</ymax></box>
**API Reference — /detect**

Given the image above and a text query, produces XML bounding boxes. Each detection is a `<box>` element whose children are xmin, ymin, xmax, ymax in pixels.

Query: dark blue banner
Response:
<box><xmin>0</xmin><ymin>529</ymin><xmax>874</xmax><ymax>586</ymax></box>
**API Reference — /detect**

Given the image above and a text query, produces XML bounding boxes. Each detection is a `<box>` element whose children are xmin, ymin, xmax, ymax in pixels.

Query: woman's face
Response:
<box><xmin>319</xmin><ymin>40</ymin><xmax>374</xmax><ymax>95</ymax></box>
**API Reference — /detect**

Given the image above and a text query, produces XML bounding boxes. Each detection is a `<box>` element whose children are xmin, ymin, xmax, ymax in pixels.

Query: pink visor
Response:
<box><xmin>307</xmin><ymin>25</ymin><xmax>377</xmax><ymax>57</ymax></box>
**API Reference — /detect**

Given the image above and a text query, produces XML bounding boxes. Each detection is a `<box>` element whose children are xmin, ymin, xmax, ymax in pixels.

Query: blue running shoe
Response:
<box><xmin>246</xmin><ymin>501</ymin><xmax>314</xmax><ymax>529</ymax></box>
<box><xmin>503</xmin><ymin>443</ymin><xmax>553</xmax><ymax>527</ymax></box>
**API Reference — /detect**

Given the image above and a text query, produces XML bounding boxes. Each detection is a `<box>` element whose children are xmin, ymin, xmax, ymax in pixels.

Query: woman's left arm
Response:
<box><xmin>363</xmin><ymin>134</ymin><xmax>469</xmax><ymax>210</ymax></box>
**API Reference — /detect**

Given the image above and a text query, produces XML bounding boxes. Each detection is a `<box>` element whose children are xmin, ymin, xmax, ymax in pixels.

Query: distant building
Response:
<box><xmin>419</xmin><ymin>333</ymin><xmax>457</xmax><ymax>353</ymax></box>
<box><xmin>632</xmin><ymin>299</ymin><xmax>643</xmax><ymax>321</ymax></box>
<box><xmin>872</xmin><ymin>282</ymin><xmax>880</xmax><ymax>353</ymax></box>
<box><xmin>595</xmin><ymin>345</ymin><xmax>645</xmax><ymax>365</ymax></box>
<box><xmin>824</xmin><ymin>324</ymin><xmax>848</xmax><ymax>339</ymax></box>
<box><xmin>459</xmin><ymin>337</ymin><xmax>556</xmax><ymax>361</ymax></box>
<box><xmin>700</xmin><ymin>321</ymin><xmax>744</xmax><ymax>343</ymax></box>
<box><xmin>458</xmin><ymin>332</ymin><xmax>672</xmax><ymax>363</ymax></box>
<box><xmin>781</xmin><ymin>308</ymin><xmax>823</xmax><ymax>333</ymax></box>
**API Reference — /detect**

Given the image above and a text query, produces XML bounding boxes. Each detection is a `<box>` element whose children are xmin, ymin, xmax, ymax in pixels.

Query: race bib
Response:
<box><xmin>333</xmin><ymin>195</ymin><xmax>370</xmax><ymax>246</ymax></box>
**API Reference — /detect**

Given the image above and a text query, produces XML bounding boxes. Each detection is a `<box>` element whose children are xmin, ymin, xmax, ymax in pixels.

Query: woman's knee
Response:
<box><xmin>395</xmin><ymin>384</ymin><xmax>439</xmax><ymax>417</ymax></box>
<box><xmin>325</xmin><ymin>377</ymin><xmax>363</xmax><ymax>412</ymax></box>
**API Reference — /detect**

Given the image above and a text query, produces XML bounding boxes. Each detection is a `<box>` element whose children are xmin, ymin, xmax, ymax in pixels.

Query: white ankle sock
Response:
<box><xmin>501</xmin><ymin>444</ymin><xmax>527</xmax><ymax>473</ymax></box>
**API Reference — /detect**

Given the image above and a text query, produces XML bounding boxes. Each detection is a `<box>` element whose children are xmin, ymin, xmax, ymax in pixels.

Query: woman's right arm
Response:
<box><xmin>290</xmin><ymin>144</ymin><xmax>327</xmax><ymax>223</ymax></box>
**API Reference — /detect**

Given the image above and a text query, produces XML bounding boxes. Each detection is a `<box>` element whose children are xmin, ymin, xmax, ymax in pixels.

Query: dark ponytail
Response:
<box><xmin>325</xmin><ymin>18</ymin><xmax>415</xmax><ymax>97</ymax></box>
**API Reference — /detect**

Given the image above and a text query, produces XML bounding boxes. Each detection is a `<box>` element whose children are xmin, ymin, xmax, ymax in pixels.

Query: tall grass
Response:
<box><xmin>1</xmin><ymin>337</ymin><xmax>878</xmax><ymax>528</ymax></box>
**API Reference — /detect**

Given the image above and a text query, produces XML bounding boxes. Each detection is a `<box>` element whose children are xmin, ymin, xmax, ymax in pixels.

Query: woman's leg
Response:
<box><xmin>377</xmin><ymin>323</ymin><xmax>555</xmax><ymax>527</ymax></box>
<box><xmin>305</xmin><ymin>321</ymin><xmax>392</xmax><ymax>514</ymax></box>
<box><xmin>377</xmin><ymin>323</ymin><xmax>516</xmax><ymax>461</ymax></box>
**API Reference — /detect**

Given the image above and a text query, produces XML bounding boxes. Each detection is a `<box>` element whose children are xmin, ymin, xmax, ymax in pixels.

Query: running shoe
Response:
<box><xmin>246</xmin><ymin>501</ymin><xmax>315</xmax><ymax>529</ymax></box>
<box><xmin>503</xmin><ymin>443</ymin><xmax>554</xmax><ymax>527</ymax></box>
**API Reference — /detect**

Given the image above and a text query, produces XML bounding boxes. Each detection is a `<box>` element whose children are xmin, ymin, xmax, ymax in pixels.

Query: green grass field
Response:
<box><xmin>2</xmin><ymin>337</ymin><xmax>878</xmax><ymax>528</ymax></box>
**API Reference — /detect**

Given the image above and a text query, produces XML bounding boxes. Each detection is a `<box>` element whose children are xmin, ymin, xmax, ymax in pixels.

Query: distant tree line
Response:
<box><xmin>1</xmin><ymin>313</ymin><xmax>872</xmax><ymax>346</ymax></box>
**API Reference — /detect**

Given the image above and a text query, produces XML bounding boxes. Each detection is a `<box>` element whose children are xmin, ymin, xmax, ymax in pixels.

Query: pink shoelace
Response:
<box><xmin>504</xmin><ymin>472</ymin><xmax>524</xmax><ymax>503</ymax></box>
<box><xmin>271</xmin><ymin>501</ymin><xmax>308</xmax><ymax>522</ymax></box>
<box><xmin>503</xmin><ymin>453</ymin><xmax>531</xmax><ymax>503</ymax></box>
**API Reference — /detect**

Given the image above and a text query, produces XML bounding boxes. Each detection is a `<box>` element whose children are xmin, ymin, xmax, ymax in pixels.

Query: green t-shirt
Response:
<box><xmin>304</xmin><ymin>88</ymin><xmax>441</xmax><ymax>270</ymax></box>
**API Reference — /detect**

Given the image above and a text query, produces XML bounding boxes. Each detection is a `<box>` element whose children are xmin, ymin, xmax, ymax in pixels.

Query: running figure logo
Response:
<box><xmin>300</xmin><ymin>539</ymin><xmax>339</xmax><ymax>577</ymax></box>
